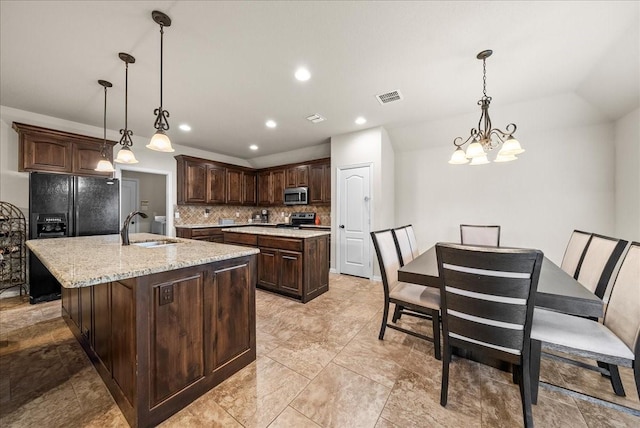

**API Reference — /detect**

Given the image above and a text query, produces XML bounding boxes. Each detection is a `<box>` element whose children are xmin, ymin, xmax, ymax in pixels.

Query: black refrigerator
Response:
<box><xmin>28</xmin><ymin>172</ymin><xmax>120</xmax><ymax>303</ymax></box>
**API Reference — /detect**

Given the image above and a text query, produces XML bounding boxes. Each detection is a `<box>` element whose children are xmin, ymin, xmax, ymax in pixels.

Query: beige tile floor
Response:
<box><xmin>1</xmin><ymin>273</ymin><xmax>638</xmax><ymax>427</ymax></box>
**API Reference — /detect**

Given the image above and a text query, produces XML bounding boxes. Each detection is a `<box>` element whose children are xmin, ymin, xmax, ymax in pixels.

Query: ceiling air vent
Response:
<box><xmin>376</xmin><ymin>90</ymin><xmax>403</xmax><ymax>105</ymax></box>
<box><xmin>306</xmin><ymin>113</ymin><xmax>326</xmax><ymax>123</ymax></box>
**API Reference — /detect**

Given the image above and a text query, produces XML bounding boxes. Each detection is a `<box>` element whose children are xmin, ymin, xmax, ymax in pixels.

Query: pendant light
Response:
<box><xmin>146</xmin><ymin>10</ymin><xmax>175</xmax><ymax>153</ymax></box>
<box><xmin>95</xmin><ymin>80</ymin><xmax>116</xmax><ymax>172</ymax></box>
<box><xmin>115</xmin><ymin>52</ymin><xmax>138</xmax><ymax>164</ymax></box>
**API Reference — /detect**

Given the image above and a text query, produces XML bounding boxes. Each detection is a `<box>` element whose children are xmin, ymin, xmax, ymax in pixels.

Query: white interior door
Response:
<box><xmin>338</xmin><ymin>165</ymin><xmax>371</xmax><ymax>278</ymax></box>
<box><xmin>121</xmin><ymin>178</ymin><xmax>139</xmax><ymax>233</ymax></box>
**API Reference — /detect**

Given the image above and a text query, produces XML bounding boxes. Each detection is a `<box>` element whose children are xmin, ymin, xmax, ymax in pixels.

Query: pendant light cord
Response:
<box><xmin>160</xmin><ymin>24</ymin><xmax>164</xmax><ymax>110</ymax></box>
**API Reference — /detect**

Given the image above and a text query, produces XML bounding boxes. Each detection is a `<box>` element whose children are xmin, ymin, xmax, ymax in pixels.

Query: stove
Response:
<box><xmin>276</xmin><ymin>212</ymin><xmax>316</xmax><ymax>229</ymax></box>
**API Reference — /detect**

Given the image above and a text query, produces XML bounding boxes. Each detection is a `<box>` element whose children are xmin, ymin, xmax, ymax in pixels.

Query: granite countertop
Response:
<box><xmin>221</xmin><ymin>226</ymin><xmax>330</xmax><ymax>238</ymax></box>
<box><xmin>176</xmin><ymin>222</ymin><xmax>276</xmax><ymax>229</ymax></box>
<box><xmin>26</xmin><ymin>233</ymin><xmax>259</xmax><ymax>289</ymax></box>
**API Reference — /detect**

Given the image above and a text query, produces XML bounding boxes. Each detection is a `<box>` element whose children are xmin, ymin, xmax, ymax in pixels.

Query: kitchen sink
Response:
<box><xmin>132</xmin><ymin>239</ymin><xmax>181</xmax><ymax>248</ymax></box>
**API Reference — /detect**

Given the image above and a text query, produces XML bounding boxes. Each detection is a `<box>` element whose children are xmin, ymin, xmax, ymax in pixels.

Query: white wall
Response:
<box><xmin>614</xmin><ymin>107</ymin><xmax>640</xmax><ymax>241</ymax></box>
<box><xmin>393</xmin><ymin>121</ymin><xmax>615</xmax><ymax>265</ymax></box>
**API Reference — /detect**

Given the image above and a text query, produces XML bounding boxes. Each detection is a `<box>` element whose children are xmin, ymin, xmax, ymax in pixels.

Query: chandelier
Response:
<box><xmin>114</xmin><ymin>52</ymin><xmax>138</xmax><ymax>164</ymax></box>
<box><xmin>449</xmin><ymin>50</ymin><xmax>524</xmax><ymax>165</ymax></box>
<box><xmin>146</xmin><ymin>10</ymin><xmax>175</xmax><ymax>153</ymax></box>
<box><xmin>95</xmin><ymin>79</ymin><xmax>116</xmax><ymax>172</ymax></box>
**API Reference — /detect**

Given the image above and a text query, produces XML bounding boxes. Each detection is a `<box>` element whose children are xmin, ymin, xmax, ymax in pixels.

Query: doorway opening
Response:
<box><xmin>116</xmin><ymin>166</ymin><xmax>173</xmax><ymax>236</ymax></box>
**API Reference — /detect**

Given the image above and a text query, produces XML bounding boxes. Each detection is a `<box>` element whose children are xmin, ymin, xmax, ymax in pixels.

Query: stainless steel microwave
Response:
<box><xmin>284</xmin><ymin>187</ymin><xmax>308</xmax><ymax>205</ymax></box>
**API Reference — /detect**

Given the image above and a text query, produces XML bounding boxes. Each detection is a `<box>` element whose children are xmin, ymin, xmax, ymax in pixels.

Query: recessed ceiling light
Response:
<box><xmin>249</xmin><ymin>144</ymin><xmax>258</xmax><ymax>151</ymax></box>
<box><xmin>179</xmin><ymin>123</ymin><xmax>191</xmax><ymax>131</ymax></box>
<box><xmin>295</xmin><ymin>67</ymin><xmax>311</xmax><ymax>81</ymax></box>
<box><xmin>266</xmin><ymin>120</ymin><xmax>277</xmax><ymax>128</ymax></box>
<box><xmin>355</xmin><ymin>117</ymin><xmax>367</xmax><ymax>125</ymax></box>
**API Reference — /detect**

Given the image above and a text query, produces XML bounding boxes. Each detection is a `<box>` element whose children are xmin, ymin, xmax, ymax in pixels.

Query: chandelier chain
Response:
<box><xmin>482</xmin><ymin>58</ymin><xmax>487</xmax><ymax>98</ymax></box>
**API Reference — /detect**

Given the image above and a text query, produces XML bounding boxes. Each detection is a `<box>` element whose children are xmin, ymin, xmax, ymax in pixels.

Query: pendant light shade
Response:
<box><xmin>147</xmin><ymin>10</ymin><xmax>175</xmax><ymax>153</ymax></box>
<box><xmin>448</xmin><ymin>147</ymin><xmax>469</xmax><ymax>165</ymax></box>
<box><xmin>147</xmin><ymin>129</ymin><xmax>173</xmax><ymax>152</ymax></box>
<box><xmin>115</xmin><ymin>146</ymin><xmax>138</xmax><ymax>164</ymax></box>
<box><xmin>95</xmin><ymin>79</ymin><xmax>116</xmax><ymax>172</ymax></box>
<box><xmin>114</xmin><ymin>52</ymin><xmax>138</xmax><ymax>164</ymax></box>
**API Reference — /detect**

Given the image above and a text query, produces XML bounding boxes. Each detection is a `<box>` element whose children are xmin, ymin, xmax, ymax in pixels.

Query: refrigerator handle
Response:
<box><xmin>71</xmin><ymin>175</ymin><xmax>77</xmax><ymax>237</ymax></box>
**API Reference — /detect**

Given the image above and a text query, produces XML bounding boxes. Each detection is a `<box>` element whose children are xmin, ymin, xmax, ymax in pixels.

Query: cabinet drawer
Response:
<box><xmin>258</xmin><ymin>236</ymin><xmax>303</xmax><ymax>252</ymax></box>
<box><xmin>224</xmin><ymin>232</ymin><xmax>258</xmax><ymax>246</ymax></box>
<box><xmin>191</xmin><ymin>228</ymin><xmax>219</xmax><ymax>237</ymax></box>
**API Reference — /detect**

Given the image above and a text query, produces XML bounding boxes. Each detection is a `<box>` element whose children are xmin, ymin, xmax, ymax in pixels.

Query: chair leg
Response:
<box><xmin>634</xmin><ymin>361</ymin><xmax>640</xmax><ymax>399</ymax></box>
<box><xmin>431</xmin><ymin>310</ymin><xmax>441</xmax><ymax>361</ymax></box>
<box><xmin>440</xmin><ymin>344</ymin><xmax>450</xmax><ymax>406</ymax></box>
<box><xmin>530</xmin><ymin>339</ymin><xmax>542</xmax><ymax>405</ymax></box>
<box><xmin>607</xmin><ymin>364</ymin><xmax>626</xmax><ymax>397</ymax></box>
<box><xmin>512</xmin><ymin>366</ymin><xmax>521</xmax><ymax>385</ymax></box>
<box><xmin>379</xmin><ymin>298</ymin><xmax>390</xmax><ymax>340</ymax></box>
<box><xmin>518</xmin><ymin>362</ymin><xmax>534</xmax><ymax>428</ymax></box>
<box><xmin>392</xmin><ymin>304</ymin><xmax>403</xmax><ymax>322</ymax></box>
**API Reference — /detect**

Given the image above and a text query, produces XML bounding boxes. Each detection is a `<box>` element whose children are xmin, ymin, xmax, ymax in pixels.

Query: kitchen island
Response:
<box><xmin>222</xmin><ymin>226</ymin><xmax>330</xmax><ymax>303</ymax></box>
<box><xmin>26</xmin><ymin>233</ymin><xmax>259</xmax><ymax>428</ymax></box>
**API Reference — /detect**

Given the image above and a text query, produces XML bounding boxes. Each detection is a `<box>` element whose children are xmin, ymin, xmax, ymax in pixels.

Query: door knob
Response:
<box><xmin>339</xmin><ymin>225</ymin><xmax>345</xmax><ymax>229</ymax></box>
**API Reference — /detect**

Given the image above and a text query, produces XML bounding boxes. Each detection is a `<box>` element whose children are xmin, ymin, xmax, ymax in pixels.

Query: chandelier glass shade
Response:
<box><xmin>95</xmin><ymin>79</ymin><xmax>116</xmax><ymax>172</ymax></box>
<box><xmin>449</xmin><ymin>50</ymin><xmax>524</xmax><ymax>165</ymax></box>
<box><xmin>115</xmin><ymin>52</ymin><xmax>138</xmax><ymax>164</ymax></box>
<box><xmin>147</xmin><ymin>11</ymin><xmax>175</xmax><ymax>153</ymax></box>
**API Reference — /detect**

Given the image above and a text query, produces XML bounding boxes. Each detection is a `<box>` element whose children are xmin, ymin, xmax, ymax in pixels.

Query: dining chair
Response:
<box><xmin>392</xmin><ymin>225</ymin><xmax>424</xmax><ymax>322</ymax></box>
<box><xmin>460</xmin><ymin>224</ymin><xmax>501</xmax><ymax>247</ymax></box>
<box><xmin>530</xmin><ymin>242</ymin><xmax>640</xmax><ymax>407</ymax></box>
<box><xmin>392</xmin><ymin>226</ymin><xmax>414</xmax><ymax>267</ymax></box>
<box><xmin>560</xmin><ymin>230</ymin><xmax>593</xmax><ymax>279</ymax></box>
<box><xmin>371</xmin><ymin>229</ymin><xmax>441</xmax><ymax>360</ymax></box>
<box><xmin>574</xmin><ymin>233</ymin><xmax>628</xmax><ymax>299</ymax></box>
<box><xmin>436</xmin><ymin>243</ymin><xmax>543</xmax><ymax>428</ymax></box>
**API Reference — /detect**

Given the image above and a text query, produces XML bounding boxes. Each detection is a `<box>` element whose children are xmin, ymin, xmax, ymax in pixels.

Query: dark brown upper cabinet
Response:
<box><xmin>285</xmin><ymin>165</ymin><xmax>309</xmax><ymax>188</ymax></box>
<box><xmin>13</xmin><ymin>122</ymin><xmax>116</xmax><ymax>177</ymax></box>
<box><xmin>176</xmin><ymin>155</ymin><xmax>257</xmax><ymax>206</ymax></box>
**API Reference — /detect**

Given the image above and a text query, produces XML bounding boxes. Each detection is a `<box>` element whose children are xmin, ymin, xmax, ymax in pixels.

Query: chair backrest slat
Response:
<box><xmin>576</xmin><ymin>234</ymin><xmax>628</xmax><ymax>298</ymax></box>
<box><xmin>604</xmin><ymin>242</ymin><xmax>640</xmax><ymax>352</ymax></box>
<box><xmin>460</xmin><ymin>224</ymin><xmax>501</xmax><ymax>247</ymax></box>
<box><xmin>560</xmin><ymin>230</ymin><xmax>592</xmax><ymax>278</ymax></box>
<box><xmin>406</xmin><ymin>225</ymin><xmax>420</xmax><ymax>258</ymax></box>
<box><xmin>437</xmin><ymin>243</ymin><xmax>543</xmax><ymax>359</ymax></box>
<box><xmin>392</xmin><ymin>226</ymin><xmax>413</xmax><ymax>266</ymax></box>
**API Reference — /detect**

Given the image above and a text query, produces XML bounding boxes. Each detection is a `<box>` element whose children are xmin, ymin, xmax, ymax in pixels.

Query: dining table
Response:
<box><xmin>398</xmin><ymin>245</ymin><xmax>604</xmax><ymax>318</ymax></box>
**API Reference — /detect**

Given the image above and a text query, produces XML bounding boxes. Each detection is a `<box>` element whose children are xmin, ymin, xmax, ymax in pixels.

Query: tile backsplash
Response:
<box><xmin>175</xmin><ymin>205</ymin><xmax>331</xmax><ymax>226</ymax></box>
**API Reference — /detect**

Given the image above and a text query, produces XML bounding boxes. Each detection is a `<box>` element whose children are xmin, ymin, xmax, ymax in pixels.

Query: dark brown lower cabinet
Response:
<box><xmin>225</xmin><ymin>232</ymin><xmax>329</xmax><ymax>303</ymax></box>
<box><xmin>61</xmin><ymin>255</ymin><xmax>257</xmax><ymax>428</ymax></box>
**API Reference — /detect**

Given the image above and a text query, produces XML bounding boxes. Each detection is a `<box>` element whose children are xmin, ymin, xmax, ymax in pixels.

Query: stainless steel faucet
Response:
<box><xmin>121</xmin><ymin>211</ymin><xmax>148</xmax><ymax>245</ymax></box>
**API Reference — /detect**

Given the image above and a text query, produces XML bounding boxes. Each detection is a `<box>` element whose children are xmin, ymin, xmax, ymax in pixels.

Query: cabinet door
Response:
<box><xmin>257</xmin><ymin>171</ymin><xmax>272</xmax><ymax>205</ymax></box>
<box><xmin>279</xmin><ymin>250</ymin><xmax>303</xmax><ymax>295</ymax></box>
<box><xmin>205</xmin><ymin>262</ymin><xmax>253</xmax><ymax>372</ymax></box>
<box><xmin>243</xmin><ymin>172</ymin><xmax>257</xmax><ymax>205</ymax></box>
<box><xmin>322</xmin><ymin>164</ymin><xmax>331</xmax><ymax>203</ymax></box>
<box><xmin>226</xmin><ymin>169</ymin><xmax>243</xmax><ymax>205</ymax></box>
<box><xmin>272</xmin><ymin>169</ymin><xmax>285</xmax><ymax>205</ymax></box>
<box><xmin>184</xmin><ymin>160</ymin><xmax>207</xmax><ymax>204</ymax></box>
<box><xmin>310</xmin><ymin>162</ymin><xmax>331</xmax><ymax>204</ymax></box>
<box><xmin>22</xmin><ymin>134</ymin><xmax>71</xmax><ymax>173</ymax></box>
<box><xmin>257</xmin><ymin>248</ymin><xmax>278</xmax><ymax>288</ymax></box>
<box><xmin>286</xmin><ymin>165</ymin><xmax>309</xmax><ymax>187</ymax></box>
<box><xmin>309</xmin><ymin>164</ymin><xmax>324</xmax><ymax>204</ymax></box>
<box><xmin>207</xmin><ymin>165</ymin><xmax>226</xmax><ymax>204</ymax></box>
<box><xmin>150</xmin><ymin>274</ymin><xmax>204</xmax><ymax>406</ymax></box>
<box><xmin>73</xmin><ymin>141</ymin><xmax>112</xmax><ymax>177</ymax></box>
